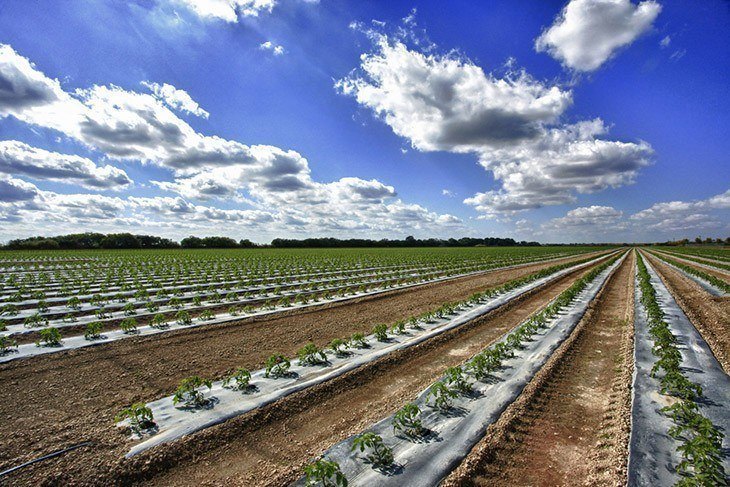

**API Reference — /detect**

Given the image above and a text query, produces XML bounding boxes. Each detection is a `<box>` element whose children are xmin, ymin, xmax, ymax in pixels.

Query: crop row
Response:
<box><xmin>300</xmin><ymin>252</ymin><xmax>624</xmax><ymax>486</ymax></box>
<box><xmin>649</xmin><ymin>252</ymin><xmax>730</xmax><ymax>294</ymax></box>
<box><xmin>0</xmin><ymin>256</ymin><xmax>555</xmax><ymax>337</ymax></box>
<box><xmin>636</xmin><ymin>253</ymin><xmax>726</xmax><ymax>485</ymax></box>
<box><xmin>659</xmin><ymin>250</ymin><xmax>730</xmax><ymax>272</ymax></box>
<box><xmin>0</xmin><ymin>250</ymin><xmax>583</xmax><ymax>300</ymax></box>
<box><xmin>0</xmin><ymin>253</ymin><xmax>609</xmax><ymax>360</ymax></box>
<box><xmin>115</xmin><ymin>252</ymin><xmax>617</xmax><ymax>458</ymax></box>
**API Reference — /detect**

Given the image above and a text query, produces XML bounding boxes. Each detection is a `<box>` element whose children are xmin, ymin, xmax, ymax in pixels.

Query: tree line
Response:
<box><xmin>1</xmin><ymin>233</ymin><xmax>541</xmax><ymax>250</ymax></box>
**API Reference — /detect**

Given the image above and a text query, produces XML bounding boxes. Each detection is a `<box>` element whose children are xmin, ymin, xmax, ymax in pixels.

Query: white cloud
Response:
<box><xmin>259</xmin><ymin>41</ymin><xmax>285</xmax><ymax>56</ymax></box>
<box><xmin>0</xmin><ymin>43</ymin><xmax>463</xmax><ymax>238</ymax></box>
<box><xmin>0</xmin><ymin>140</ymin><xmax>132</xmax><ymax>189</ymax></box>
<box><xmin>543</xmin><ymin>205</ymin><xmax>623</xmax><ymax>229</ymax></box>
<box><xmin>466</xmin><ymin>120</ymin><xmax>653</xmax><ymax>216</ymax></box>
<box><xmin>338</xmin><ymin>34</ymin><xmax>653</xmax><ymax>217</ymax></box>
<box><xmin>0</xmin><ymin>175</ymin><xmax>39</xmax><ymax>203</ymax></box>
<box><xmin>535</xmin><ymin>0</ymin><xmax>662</xmax><ymax>72</ymax></box>
<box><xmin>625</xmin><ymin>190</ymin><xmax>730</xmax><ymax>235</ymax></box>
<box><xmin>660</xmin><ymin>35</ymin><xmax>671</xmax><ymax>48</ymax></box>
<box><xmin>172</xmin><ymin>0</ymin><xmax>277</xmax><ymax>22</ymax></box>
<box><xmin>141</xmin><ymin>81</ymin><xmax>209</xmax><ymax>118</ymax></box>
<box><xmin>442</xmin><ymin>189</ymin><xmax>455</xmax><ymax>197</ymax></box>
<box><xmin>336</xmin><ymin>37</ymin><xmax>572</xmax><ymax>153</ymax></box>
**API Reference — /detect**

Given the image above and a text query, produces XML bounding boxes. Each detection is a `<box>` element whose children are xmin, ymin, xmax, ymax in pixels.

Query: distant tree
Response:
<box><xmin>239</xmin><ymin>239</ymin><xmax>257</xmax><ymax>248</ymax></box>
<box><xmin>101</xmin><ymin>233</ymin><xmax>141</xmax><ymax>249</ymax></box>
<box><xmin>180</xmin><ymin>236</ymin><xmax>204</xmax><ymax>248</ymax></box>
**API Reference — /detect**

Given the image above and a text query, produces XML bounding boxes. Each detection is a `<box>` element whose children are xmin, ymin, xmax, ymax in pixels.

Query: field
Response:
<box><xmin>0</xmin><ymin>245</ymin><xmax>727</xmax><ymax>486</ymax></box>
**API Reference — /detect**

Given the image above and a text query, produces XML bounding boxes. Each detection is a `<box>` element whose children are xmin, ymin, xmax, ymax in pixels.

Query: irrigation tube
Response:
<box><xmin>0</xmin><ymin>442</ymin><xmax>92</xmax><ymax>477</ymax></box>
<box><xmin>0</xmin><ymin>252</ymin><xmax>614</xmax><ymax>364</ymax></box>
<box><xmin>291</xmin><ymin>253</ymin><xmax>627</xmax><ymax>486</ymax></box>
<box><xmin>122</xmin><ymin>252</ymin><xmax>618</xmax><ymax>458</ymax></box>
<box><xmin>627</xmin><ymin>256</ymin><xmax>730</xmax><ymax>486</ymax></box>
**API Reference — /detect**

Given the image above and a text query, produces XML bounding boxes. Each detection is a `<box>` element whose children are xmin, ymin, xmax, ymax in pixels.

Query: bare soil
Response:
<box><xmin>443</xmin><ymin>250</ymin><xmax>634</xmax><ymax>486</ymax></box>
<box><xmin>643</xmin><ymin>251</ymin><xmax>730</xmax><ymax>372</ymax></box>
<box><xmin>0</xmin><ymin>252</ymin><xmax>607</xmax><ymax>486</ymax></box>
<box><xmin>127</xmin><ymin>254</ymin><xmax>603</xmax><ymax>487</ymax></box>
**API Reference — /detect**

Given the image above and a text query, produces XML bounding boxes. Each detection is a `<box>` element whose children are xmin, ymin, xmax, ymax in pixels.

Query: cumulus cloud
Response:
<box><xmin>0</xmin><ymin>43</ymin><xmax>462</xmax><ymax>237</ymax></box>
<box><xmin>259</xmin><ymin>41</ymin><xmax>285</xmax><ymax>56</ymax></box>
<box><xmin>629</xmin><ymin>189</ymin><xmax>730</xmax><ymax>233</ymax></box>
<box><xmin>535</xmin><ymin>0</ymin><xmax>661</xmax><ymax>72</ymax></box>
<box><xmin>336</xmin><ymin>38</ymin><xmax>572</xmax><ymax>153</ymax></box>
<box><xmin>338</xmin><ymin>32</ymin><xmax>653</xmax><ymax>217</ymax></box>
<box><xmin>466</xmin><ymin>120</ymin><xmax>653</xmax><ymax>215</ymax></box>
<box><xmin>0</xmin><ymin>175</ymin><xmax>39</xmax><ymax>202</ymax></box>
<box><xmin>0</xmin><ymin>140</ymin><xmax>132</xmax><ymax>189</ymax></box>
<box><xmin>172</xmin><ymin>0</ymin><xmax>277</xmax><ymax>22</ymax></box>
<box><xmin>543</xmin><ymin>205</ymin><xmax>623</xmax><ymax>229</ymax></box>
<box><xmin>141</xmin><ymin>81</ymin><xmax>209</xmax><ymax>118</ymax></box>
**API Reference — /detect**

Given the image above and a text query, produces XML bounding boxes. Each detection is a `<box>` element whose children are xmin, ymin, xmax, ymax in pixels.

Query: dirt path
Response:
<box><xmin>643</xmin><ymin>251</ymin><xmax>730</xmax><ymax>372</ymax></box>
<box><xmin>443</xmin><ymin>249</ymin><xmax>634</xmax><ymax>487</ymax></box>
<box><xmin>124</xmin><ymin>254</ymin><xmax>608</xmax><ymax>487</ymax></box>
<box><xmin>0</xmin><ymin>252</ymin><xmax>608</xmax><ymax>486</ymax></box>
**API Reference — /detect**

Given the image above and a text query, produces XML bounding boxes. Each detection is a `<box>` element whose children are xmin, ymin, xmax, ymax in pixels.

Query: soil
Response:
<box><xmin>643</xmin><ymin>251</ymin><xmax>730</xmax><ymax>372</ymax></box>
<box><xmin>442</xmin><ymin>250</ymin><xmax>634</xmax><ymax>486</ymax></box>
<box><xmin>125</xmin><ymin>253</ymin><xmax>604</xmax><ymax>487</ymax></box>
<box><xmin>0</xmin><ymin>252</ymin><xmax>608</xmax><ymax>486</ymax></box>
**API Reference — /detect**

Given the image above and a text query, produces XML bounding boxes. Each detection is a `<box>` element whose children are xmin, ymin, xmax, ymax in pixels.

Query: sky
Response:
<box><xmin>0</xmin><ymin>0</ymin><xmax>728</xmax><ymax>244</ymax></box>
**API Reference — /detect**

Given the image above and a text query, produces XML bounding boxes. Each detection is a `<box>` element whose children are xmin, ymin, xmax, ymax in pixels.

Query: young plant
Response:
<box><xmin>120</xmin><ymin>317</ymin><xmax>138</xmax><ymax>334</ymax></box>
<box><xmin>223</xmin><ymin>368</ymin><xmax>252</xmax><ymax>390</ymax></box>
<box><xmin>373</xmin><ymin>324</ymin><xmax>388</xmax><ymax>342</ymax></box>
<box><xmin>94</xmin><ymin>307</ymin><xmax>109</xmax><ymax>319</ymax></box>
<box><xmin>199</xmin><ymin>309</ymin><xmax>215</xmax><ymax>321</ymax></box>
<box><xmin>408</xmin><ymin>316</ymin><xmax>422</xmax><ymax>330</ymax></box>
<box><xmin>392</xmin><ymin>403</ymin><xmax>423</xmax><ymax>437</ymax></box>
<box><xmin>36</xmin><ymin>327</ymin><xmax>62</xmax><ymax>347</ymax></box>
<box><xmin>115</xmin><ymin>403</ymin><xmax>156</xmax><ymax>434</ymax></box>
<box><xmin>351</xmin><ymin>432</ymin><xmax>394</xmax><ymax>467</ymax></box>
<box><xmin>175</xmin><ymin>310</ymin><xmax>192</xmax><ymax>326</ymax></box>
<box><xmin>150</xmin><ymin>313</ymin><xmax>168</xmax><ymax>329</ymax></box>
<box><xmin>444</xmin><ymin>366</ymin><xmax>472</xmax><ymax>393</ymax></box>
<box><xmin>23</xmin><ymin>313</ymin><xmax>47</xmax><ymax>328</ymax></box>
<box><xmin>123</xmin><ymin>303</ymin><xmax>137</xmax><ymax>316</ymax></box>
<box><xmin>172</xmin><ymin>376</ymin><xmax>213</xmax><ymax>407</ymax></box>
<box><xmin>390</xmin><ymin>320</ymin><xmax>406</xmax><ymax>335</ymax></box>
<box><xmin>303</xmin><ymin>459</ymin><xmax>347</xmax><ymax>487</ymax></box>
<box><xmin>329</xmin><ymin>338</ymin><xmax>350</xmax><ymax>357</ymax></box>
<box><xmin>264</xmin><ymin>353</ymin><xmax>291</xmax><ymax>378</ymax></box>
<box><xmin>425</xmin><ymin>381</ymin><xmax>458</xmax><ymax>411</ymax></box>
<box><xmin>84</xmin><ymin>321</ymin><xmax>104</xmax><ymax>340</ymax></box>
<box><xmin>466</xmin><ymin>351</ymin><xmax>501</xmax><ymax>379</ymax></box>
<box><xmin>298</xmin><ymin>342</ymin><xmax>328</xmax><ymax>366</ymax></box>
<box><xmin>348</xmin><ymin>332</ymin><xmax>368</xmax><ymax>349</ymax></box>
<box><xmin>1</xmin><ymin>304</ymin><xmax>19</xmax><ymax>316</ymax></box>
<box><xmin>0</xmin><ymin>336</ymin><xmax>18</xmax><ymax>354</ymax></box>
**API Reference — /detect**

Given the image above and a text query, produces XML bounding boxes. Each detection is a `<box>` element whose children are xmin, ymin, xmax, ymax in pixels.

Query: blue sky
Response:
<box><xmin>0</xmin><ymin>0</ymin><xmax>728</xmax><ymax>243</ymax></box>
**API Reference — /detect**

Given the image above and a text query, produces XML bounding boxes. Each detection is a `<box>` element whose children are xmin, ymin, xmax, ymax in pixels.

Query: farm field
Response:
<box><xmin>0</xmin><ymin>245</ymin><xmax>728</xmax><ymax>486</ymax></box>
